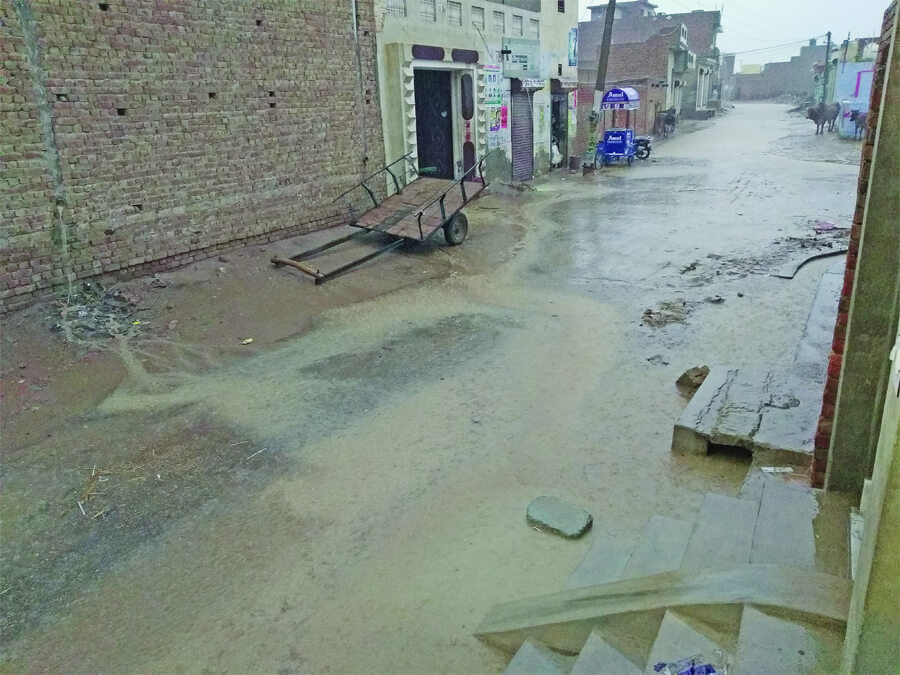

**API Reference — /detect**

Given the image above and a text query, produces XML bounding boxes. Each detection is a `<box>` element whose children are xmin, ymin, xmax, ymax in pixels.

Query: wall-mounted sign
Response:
<box><xmin>521</xmin><ymin>78</ymin><xmax>546</xmax><ymax>90</ymax></box>
<box><xmin>483</xmin><ymin>64</ymin><xmax>502</xmax><ymax>106</ymax></box>
<box><xmin>568</xmin><ymin>28</ymin><xmax>578</xmax><ymax>66</ymax></box>
<box><xmin>502</xmin><ymin>38</ymin><xmax>540</xmax><ymax>78</ymax></box>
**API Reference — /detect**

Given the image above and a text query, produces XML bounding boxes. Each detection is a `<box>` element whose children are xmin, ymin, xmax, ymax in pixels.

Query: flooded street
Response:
<box><xmin>1</xmin><ymin>104</ymin><xmax>861</xmax><ymax>672</ymax></box>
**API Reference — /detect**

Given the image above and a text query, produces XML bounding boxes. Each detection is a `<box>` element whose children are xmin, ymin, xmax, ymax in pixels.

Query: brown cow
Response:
<box><xmin>850</xmin><ymin>110</ymin><xmax>868</xmax><ymax>141</ymax></box>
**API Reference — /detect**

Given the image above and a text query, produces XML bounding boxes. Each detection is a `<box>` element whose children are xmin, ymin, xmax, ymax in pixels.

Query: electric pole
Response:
<box><xmin>592</xmin><ymin>0</ymin><xmax>617</xmax><ymax>115</ymax></box>
<box><xmin>822</xmin><ymin>31</ymin><xmax>832</xmax><ymax>103</ymax></box>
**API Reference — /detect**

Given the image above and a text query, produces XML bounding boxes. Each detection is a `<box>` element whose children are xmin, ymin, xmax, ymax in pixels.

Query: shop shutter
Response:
<box><xmin>511</xmin><ymin>88</ymin><xmax>534</xmax><ymax>181</ymax></box>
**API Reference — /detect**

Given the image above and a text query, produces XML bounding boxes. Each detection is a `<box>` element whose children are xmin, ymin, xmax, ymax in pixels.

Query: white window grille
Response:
<box><xmin>493</xmin><ymin>10</ymin><xmax>505</xmax><ymax>34</ymax></box>
<box><xmin>472</xmin><ymin>6</ymin><xmax>485</xmax><ymax>29</ymax></box>
<box><xmin>420</xmin><ymin>0</ymin><xmax>436</xmax><ymax>21</ymax></box>
<box><xmin>385</xmin><ymin>0</ymin><xmax>406</xmax><ymax>16</ymax></box>
<box><xmin>529</xmin><ymin>18</ymin><xmax>539</xmax><ymax>39</ymax></box>
<box><xmin>512</xmin><ymin>14</ymin><xmax>523</xmax><ymax>36</ymax></box>
<box><xmin>447</xmin><ymin>1</ymin><xmax>462</xmax><ymax>25</ymax></box>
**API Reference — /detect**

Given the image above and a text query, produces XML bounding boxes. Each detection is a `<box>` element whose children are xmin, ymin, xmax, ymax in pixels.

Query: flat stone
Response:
<box><xmin>526</xmin><ymin>496</ymin><xmax>592</xmax><ymax>539</ymax></box>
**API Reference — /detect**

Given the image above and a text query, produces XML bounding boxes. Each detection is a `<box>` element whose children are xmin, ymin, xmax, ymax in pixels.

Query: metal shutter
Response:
<box><xmin>511</xmin><ymin>88</ymin><xmax>534</xmax><ymax>181</ymax></box>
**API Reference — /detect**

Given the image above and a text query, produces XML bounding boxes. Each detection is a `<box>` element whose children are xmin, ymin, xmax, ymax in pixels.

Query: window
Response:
<box><xmin>557</xmin><ymin>0</ymin><xmax>565</xmax><ymax>11</ymax></box>
<box><xmin>447</xmin><ymin>1</ymin><xmax>462</xmax><ymax>25</ymax></box>
<box><xmin>512</xmin><ymin>14</ymin><xmax>523</xmax><ymax>36</ymax></box>
<box><xmin>386</xmin><ymin>0</ymin><xmax>406</xmax><ymax>16</ymax></box>
<box><xmin>492</xmin><ymin>10</ymin><xmax>504</xmax><ymax>34</ymax></box>
<box><xmin>420</xmin><ymin>0</ymin><xmax>435</xmax><ymax>21</ymax></box>
<box><xmin>528</xmin><ymin>18</ymin><xmax>539</xmax><ymax>39</ymax></box>
<box><xmin>471</xmin><ymin>6</ymin><xmax>485</xmax><ymax>29</ymax></box>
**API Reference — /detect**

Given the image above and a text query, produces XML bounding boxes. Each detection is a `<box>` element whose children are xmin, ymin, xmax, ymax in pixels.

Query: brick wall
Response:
<box><xmin>1</xmin><ymin>0</ymin><xmax>384</xmax><ymax>312</ymax></box>
<box><xmin>812</xmin><ymin>1</ymin><xmax>896</xmax><ymax>488</ymax></box>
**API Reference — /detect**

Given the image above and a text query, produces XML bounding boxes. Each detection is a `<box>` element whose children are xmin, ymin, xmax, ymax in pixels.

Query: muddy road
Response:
<box><xmin>1</xmin><ymin>104</ymin><xmax>859</xmax><ymax>672</ymax></box>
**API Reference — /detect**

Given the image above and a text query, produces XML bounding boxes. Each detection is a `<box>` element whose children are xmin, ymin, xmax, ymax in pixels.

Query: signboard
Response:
<box><xmin>483</xmin><ymin>64</ymin><xmax>502</xmax><ymax>106</ymax></box>
<box><xmin>568</xmin><ymin>28</ymin><xmax>578</xmax><ymax>66</ymax></box>
<box><xmin>502</xmin><ymin>38</ymin><xmax>540</xmax><ymax>78</ymax></box>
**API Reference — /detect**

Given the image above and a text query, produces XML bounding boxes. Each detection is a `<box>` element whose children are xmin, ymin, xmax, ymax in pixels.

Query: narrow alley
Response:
<box><xmin>2</xmin><ymin>104</ymin><xmax>861</xmax><ymax>672</ymax></box>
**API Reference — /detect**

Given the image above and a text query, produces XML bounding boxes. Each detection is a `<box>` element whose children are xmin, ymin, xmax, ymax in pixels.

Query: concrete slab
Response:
<box><xmin>527</xmin><ymin>497</ymin><xmax>593</xmax><ymax>539</ymax></box>
<box><xmin>673</xmin><ymin>366</ymin><xmax>818</xmax><ymax>464</ymax></box>
<box><xmin>620</xmin><ymin>516</ymin><xmax>693</xmax><ymax>580</ymax></box>
<box><xmin>645</xmin><ymin>611</ymin><xmax>724</xmax><ymax>675</ymax></box>
<box><xmin>671</xmin><ymin>368</ymin><xmax>733</xmax><ymax>455</ymax></box>
<box><xmin>733</xmin><ymin>606</ymin><xmax>843</xmax><ymax>675</ymax></box>
<box><xmin>565</xmin><ymin>534</ymin><xmax>633</xmax><ymax>589</ymax></box>
<box><xmin>681</xmin><ymin>494</ymin><xmax>759</xmax><ymax>571</ymax></box>
<box><xmin>571</xmin><ymin>631</ymin><xmax>642</xmax><ymax>675</ymax></box>
<box><xmin>794</xmin><ymin>259</ymin><xmax>844</xmax><ymax>381</ymax></box>
<box><xmin>505</xmin><ymin>639</ymin><xmax>576</xmax><ymax>674</ymax></box>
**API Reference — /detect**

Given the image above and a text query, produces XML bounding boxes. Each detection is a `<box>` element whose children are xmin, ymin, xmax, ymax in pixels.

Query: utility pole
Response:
<box><xmin>592</xmin><ymin>0</ymin><xmax>617</xmax><ymax>117</ymax></box>
<box><xmin>822</xmin><ymin>31</ymin><xmax>832</xmax><ymax>103</ymax></box>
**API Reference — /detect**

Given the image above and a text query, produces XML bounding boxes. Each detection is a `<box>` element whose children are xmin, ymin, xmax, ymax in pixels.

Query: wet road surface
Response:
<box><xmin>2</xmin><ymin>104</ymin><xmax>860</xmax><ymax>672</ymax></box>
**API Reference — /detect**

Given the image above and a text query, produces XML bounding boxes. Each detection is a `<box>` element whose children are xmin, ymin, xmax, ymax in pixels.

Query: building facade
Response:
<box><xmin>1</xmin><ymin>0</ymin><xmax>384</xmax><ymax>312</ymax></box>
<box><xmin>580</xmin><ymin>2</ymin><xmax>721</xmax><ymax>120</ymax></box>
<box><xmin>373</xmin><ymin>0</ymin><xmax>578</xmax><ymax>184</ymax></box>
<box><xmin>733</xmin><ymin>40</ymin><xmax>827</xmax><ymax>100</ymax></box>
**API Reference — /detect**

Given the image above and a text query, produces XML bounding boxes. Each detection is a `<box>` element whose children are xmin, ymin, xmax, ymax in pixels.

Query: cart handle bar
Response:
<box><xmin>414</xmin><ymin>152</ymin><xmax>493</xmax><ymax>238</ymax></box>
<box><xmin>332</xmin><ymin>152</ymin><xmax>417</xmax><ymax>204</ymax></box>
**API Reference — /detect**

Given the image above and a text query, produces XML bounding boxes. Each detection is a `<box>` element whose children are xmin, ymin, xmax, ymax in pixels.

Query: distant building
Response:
<box><xmin>733</xmin><ymin>40</ymin><xmax>828</xmax><ymax>100</ymax></box>
<box><xmin>578</xmin><ymin>2</ymin><xmax>722</xmax><ymax>124</ymax></box>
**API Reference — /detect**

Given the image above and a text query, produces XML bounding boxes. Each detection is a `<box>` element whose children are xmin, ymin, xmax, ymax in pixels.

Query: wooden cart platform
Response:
<box><xmin>272</xmin><ymin>153</ymin><xmax>490</xmax><ymax>284</ymax></box>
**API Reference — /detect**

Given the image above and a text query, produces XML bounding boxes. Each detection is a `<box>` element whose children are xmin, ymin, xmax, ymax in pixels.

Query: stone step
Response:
<box><xmin>505</xmin><ymin>639</ymin><xmax>576</xmax><ymax>675</ymax></box>
<box><xmin>749</xmin><ymin>479</ymin><xmax>851</xmax><ymax>578</ymax></box>
<box><xmin>645</xmin><ymin>611</ymin><xmax>725</xmax><ymax>675</ymax></box>
<box><xmin>571</xmin><ymin>631</ymin><xmax>642</xmax><ymax>675</ymax></box>
<box><xmin>751</xmin><ymin>479</ymin><xmax>817</xmax><ymax>568</ymax></box>
<box><xmin>620</xmin><ymin>515</ymin><xmax>693</xmax><ymax>580</ymax></box>
<box><xmin>564</xmin><ymin>534</ymin><xmax>633</xmax><ymax>590</ymax></box>
<box><xmin>681</xmin><ymin>493</ymin><xmax>759</xmax><ymax>571</ymax></box>
<box><xmin>733</xmin><ymin>606</ymin><xmax>843</xmax><ymax>675</ymax></box>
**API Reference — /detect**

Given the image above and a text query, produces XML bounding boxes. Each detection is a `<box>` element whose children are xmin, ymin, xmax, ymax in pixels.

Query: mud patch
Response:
<box><xmin>642</xmin><ymin>299</ymin><xmax>692</xmax><ymax>327</ymax></box>
<box><xmin>0</xmin><ymin>410</ymin><xmax>281</xmax><ymax>643</ymax></box>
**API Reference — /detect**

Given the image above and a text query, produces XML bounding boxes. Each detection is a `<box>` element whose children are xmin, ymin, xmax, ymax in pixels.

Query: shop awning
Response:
<box><xmin>601</xmin><ymin>87</ymin><xmax>640</xmax><ymax>110</ymax></box>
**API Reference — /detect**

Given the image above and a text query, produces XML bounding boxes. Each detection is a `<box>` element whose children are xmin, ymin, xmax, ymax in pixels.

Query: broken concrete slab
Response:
<box><xmin>526</xmin><ymin>497</ymin><xmax>593</xmax><ymax>539</ymax></box>
<box><xmin>671</xmin><ymin>367</ymin><xmax>817</xmax><ymax>466</ymax></box>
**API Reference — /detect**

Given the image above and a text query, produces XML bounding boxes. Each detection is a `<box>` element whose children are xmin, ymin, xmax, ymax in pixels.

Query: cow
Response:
<box><xmin>850</xmin><ymin>109</ymin><xmax>868</xmax><ymax>141</ymax></box>
<box><xmin>807</xmin><ymin>102</ymin><xmax>840</xmax><ymax>135</ymax></box>
<box><xmin>656</xmin><ymin>107</ymin><xmax>678</xmax><ymax>138</ymax></box>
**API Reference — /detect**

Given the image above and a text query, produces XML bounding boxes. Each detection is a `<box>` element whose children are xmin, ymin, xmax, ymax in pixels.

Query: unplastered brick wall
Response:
<box><xmin>1</xmin><ymin>0</ymin><xmax>384</xmax><ymax>312</ymax></box>
<box><xmin>812</xmin><ymin>0</ymin><xmax>896</xmax><ymax>488</ymax></box>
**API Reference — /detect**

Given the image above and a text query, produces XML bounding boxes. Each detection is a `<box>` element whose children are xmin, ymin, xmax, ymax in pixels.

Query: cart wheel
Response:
<box><xmin>627</xmin><ymin>155</ymin><xmax>634</xmax><ymax>166</ymax></box>
<box><xmin>444</xmin><ymin>213</ymin><xmax>468</xmax><ymax>246</ymax></box>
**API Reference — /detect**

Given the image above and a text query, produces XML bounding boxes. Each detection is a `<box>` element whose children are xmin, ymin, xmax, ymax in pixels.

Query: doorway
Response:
<box><xmin>414</xmin><ymin>69</ymin><xmax>454</xmax><ymax>179</ymax></box>
<box><xmin>551</xmin><ymin>94</ymin><xmax>568</xmax><ymax>168</ymax></box>
<box><xmin>511</xmin><ymin>81</ymin><xmax>534</xmax><ymax>181</ymax></box>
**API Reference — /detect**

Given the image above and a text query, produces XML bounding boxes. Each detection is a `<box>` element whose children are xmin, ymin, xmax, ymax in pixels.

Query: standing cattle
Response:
<box><xmin>656</xmin><ymin>107</ymin><xmax>678</xmax><ymax>138</ymax></box>
<box><xmin>850</xmin><ymin>110</ymin><xmax>869</xmax><ymax>141</ymax></box>
<box><xmin>807</xmin><ymin>102</ymin><xmax>840</xmax><ymax>135</ymax></box>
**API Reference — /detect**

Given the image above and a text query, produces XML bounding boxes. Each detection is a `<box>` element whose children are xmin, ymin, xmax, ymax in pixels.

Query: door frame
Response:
<box><xmin>411</xmin><ymin>60</ymin><xmax>478</xmax><ymax>180</ymax></box>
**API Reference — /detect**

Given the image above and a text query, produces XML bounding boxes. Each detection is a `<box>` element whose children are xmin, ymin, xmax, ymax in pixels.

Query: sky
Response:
<box><xmin>577</xmin><ymin>0</ymin><xmax>888</xmax><ymax>69</ymax></box>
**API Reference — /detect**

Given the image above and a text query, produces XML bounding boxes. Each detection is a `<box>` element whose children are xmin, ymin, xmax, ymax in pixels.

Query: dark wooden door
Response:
<box><xmin>414</xmin><ymin>70</ymin><xmax>454</xmax><ymax>179</ymax></box>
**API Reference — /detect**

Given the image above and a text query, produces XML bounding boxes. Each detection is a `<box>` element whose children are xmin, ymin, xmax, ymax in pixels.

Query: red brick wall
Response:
<box><xmin>812</xmin><ymin>1</ymin><xmax>896</xmax><ymax>488</ymax></box>
<box><xmin>1</xmin><ymin>0</ymin><xmax>384</xmax><ymax>312</ymax></box>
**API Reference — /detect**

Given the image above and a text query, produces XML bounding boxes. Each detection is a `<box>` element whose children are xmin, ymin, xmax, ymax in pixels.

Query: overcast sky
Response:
<box><xmin>577</xmin><ymin>0</ymin><xmax>888</xmax><ymax>68</ymax></box>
